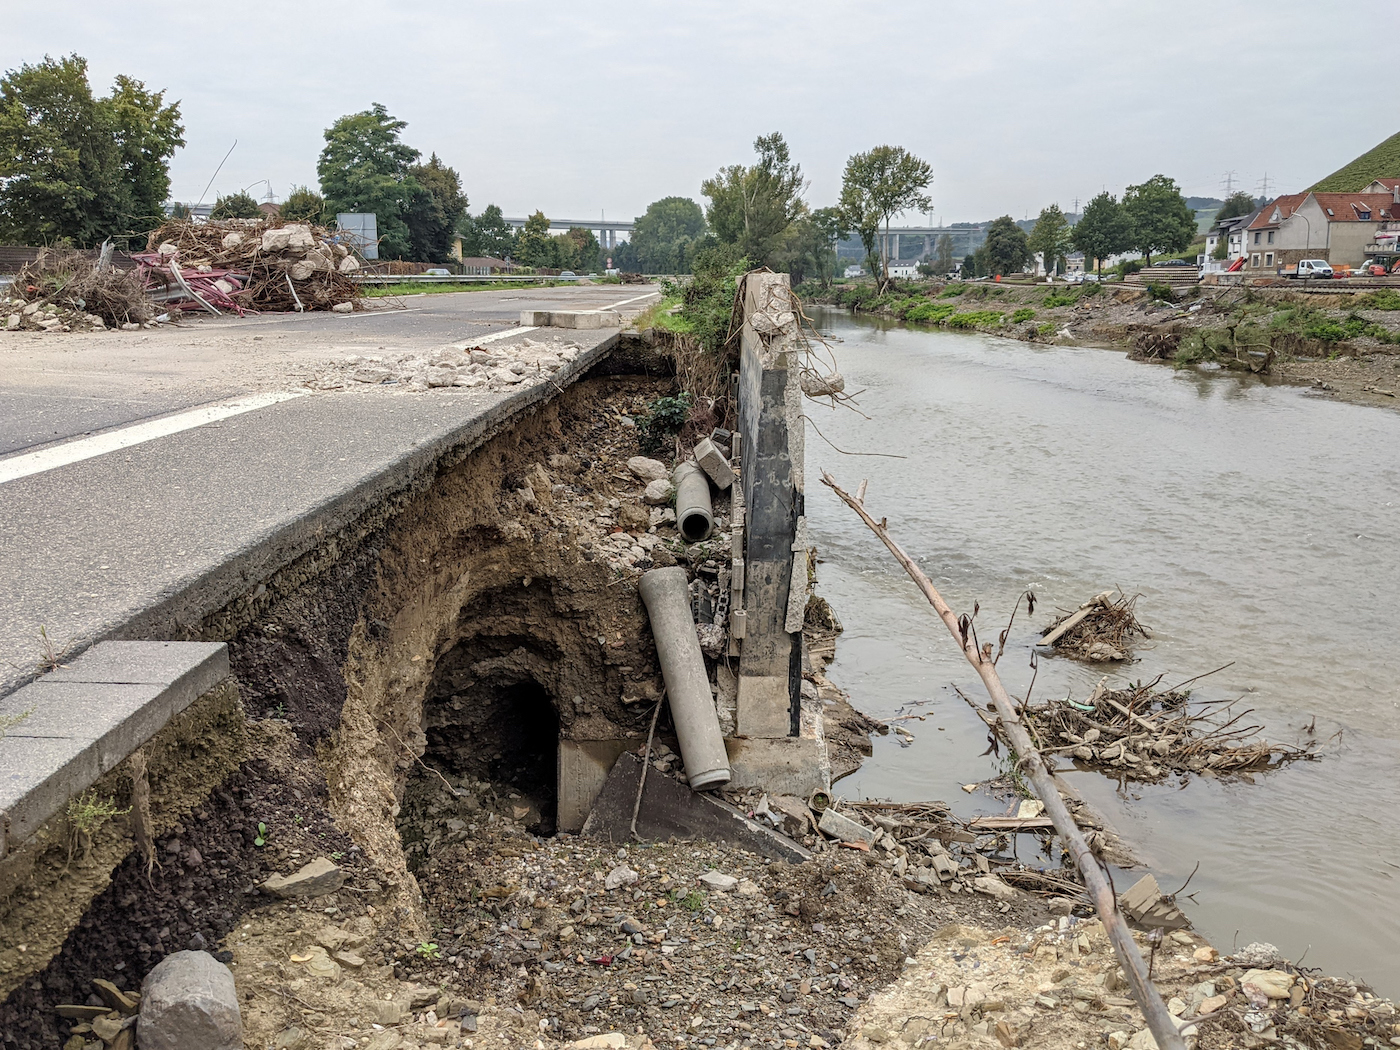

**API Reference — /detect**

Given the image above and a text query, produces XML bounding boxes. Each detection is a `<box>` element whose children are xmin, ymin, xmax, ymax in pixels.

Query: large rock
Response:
<box><xmin>816</xmin><ymin>807</ymin><xmax>876</xmax><ymax>846</ymax></box>
<box><xmin>642</xmin><ymin>479</ymin><xmax>674</xmax><ymax>506</ymax></box>
<box><xmin>262</xmin><ymin>856</ymin><xmax>345</xmax><ymax>898</ymax></box>
<box><xmin>627</xmin><ymin>456</ymin><xmax>669</xmax><ymax>482</ymax></box>
<box><xmin>139</xmin><ymin>950</ymin><xmax>241</xmax><ymax>1050</ymax></box>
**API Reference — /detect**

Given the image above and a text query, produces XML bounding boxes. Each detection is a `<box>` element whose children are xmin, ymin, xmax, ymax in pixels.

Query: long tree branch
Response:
<box><xmin>819</xmin><ymin>471</ymin><xmax>1188</xmax><ymax>1050</ymax></box>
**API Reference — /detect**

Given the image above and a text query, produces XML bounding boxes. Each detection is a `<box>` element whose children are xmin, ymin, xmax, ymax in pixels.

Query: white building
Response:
<box><xmin>843</xmin><ymin>264</ymin><xmax>866</xmax><ymax>278</ymax></box>
<box><xmin>887</xmin><ymin>262</ymin><xmax>919</xmax><ymax>278</ymax></box>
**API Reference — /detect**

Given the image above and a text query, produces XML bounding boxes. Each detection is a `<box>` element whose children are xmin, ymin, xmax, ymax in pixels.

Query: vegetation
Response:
<box><xmin>838</xmin><ymin>145</ymin><xmax>934</xmax><ymax>284</ymax></box>
<box><xmin>671</xmin><ymin>244</ymin><xmax>748</xmax><ymax>354</ymax></box>
<box><xmin>1012</xmin><ymin>307</ymin><xmax>1036</xmax><ymax>323</ymax></box>
<box><xmin>1028</xmin><ymin>204</ymin><xmax>1072</xmax><ymax>276</ymax></box>
<box><xmin>981</xmin><ymin>215</ymin><xmax>1031</xmax><ymax>276</ymax></box>
<box><xmin>1071</xmin><ymin>191</ymin><xmax>1132</xmax><ymax>275</ymax></box>
<box><xmin>68</xmin><ymin>791</ymin><xmax>129</xmax><ymax>835</ymax></box>
<box><xmin>0</xmin><ymin>54</ymin><xmax>184</xmax><ymax>245</ymax></box>
<box><xmin>780</xmin><ymin>206</ymin><xmax>846</xmax><ymax>287</ymax></box>
<box><xmin>210</xmin><ymin>190</ymin><xmax>261</xmax><ymax>220</ymax></box>
<box><xmin>280</xmin><ymin>185</ymin><xmax>325</xmax><ymax>224</ymax></box>
<box><xmin>406</xmin><ymin>153</ymin><xmax>469</xmax><ymax>263</ymax></box>
<box><xmin>457</xmin><ymin>203</ymin><xmax>516</xmax><ymax>261</ymax></box>
<box><xmin>318</xmin><ymin>103</ymin><xmax>423</xmax><ymax>259</ymax></box>
<box><xmin>1123</xmin><ymin>174</ymin><xmax>1196</xmax><ymax>265</ymax></box>
<box><xmin>632</xmin><ymin>196</ymin><xmax>706</xmax><ymax>274</ymax></box>
<box><xmin>932</xmin><ymin>233</ymin><xmax>956</xmax><ymax>276</ymax></box>
<box><xmin>1214</xmin><ymin>191</ymin><xmax>1258</xmax><ymax>223</ymax></box>
<box><xmin>946</xmin><ymin>309</ymin><xmax>1004</xmax><ymax>329</ymax></box>
<box><xmin>637</xmin><ymin>392</ymin><xmax>694</xmax><ymax>454</ymax></box>
<box><xmin>1309</xmin><ymin>131</ymin><xmax>1400</xmax><ymax>192</ymax></box>
<box><xmin>702</xmin><ymin>132</ymin><xmax>807</xmax><ymax>269</ymax></box>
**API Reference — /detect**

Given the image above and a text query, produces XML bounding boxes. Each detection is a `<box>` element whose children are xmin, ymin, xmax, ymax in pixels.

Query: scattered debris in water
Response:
<box><xmin>1038</xmin><ymin>590</ymin><xmax>1150</xmax><ymax>663</ymax></box>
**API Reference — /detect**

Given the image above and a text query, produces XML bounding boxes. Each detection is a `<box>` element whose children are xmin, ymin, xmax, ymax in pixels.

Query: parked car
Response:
<box><xmin>424</xmin><ymin>268</ymin><xmax>450</xmax><ymax>276</ymax></box>
<box><xmin>559</xmin><ymin>271</ymin><xmax>577</xmax><ymax>279</ymax></box>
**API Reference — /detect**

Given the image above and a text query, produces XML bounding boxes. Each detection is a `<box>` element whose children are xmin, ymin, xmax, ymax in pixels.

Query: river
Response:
<box><xmin>804</xmin><ymin>309</ymin><xmax>1400</xmax><ymax>994</ymax></box>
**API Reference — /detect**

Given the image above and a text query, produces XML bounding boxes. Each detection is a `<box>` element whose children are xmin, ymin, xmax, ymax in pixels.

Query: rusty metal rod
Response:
<box><xmin>819</xmin><ymin>471</ymin><xmax>1187</xmax><ymax>1050</ymax></box>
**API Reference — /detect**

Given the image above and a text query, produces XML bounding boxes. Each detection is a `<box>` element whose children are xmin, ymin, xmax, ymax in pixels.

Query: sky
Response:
<box><xmin>2</xmin><ymin>2</ymin><xmax>1392</xmax><ymax>227</ymax></box>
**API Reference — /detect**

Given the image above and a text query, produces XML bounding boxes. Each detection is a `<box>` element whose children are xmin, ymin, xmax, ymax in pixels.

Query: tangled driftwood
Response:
<box><xmin>12</xmin><ymin>249</ymin><xmax>152</xmax><ymax>327</ymax></box>
<box><xmin>1039</xmin><ymin>591</ymin><xmax>1149</xmax><ymax>662</ymax></box>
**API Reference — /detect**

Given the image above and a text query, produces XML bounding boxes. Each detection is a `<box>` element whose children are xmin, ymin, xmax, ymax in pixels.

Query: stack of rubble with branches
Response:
<box><xmin>136</xmin><ymin>218</ymin><xmax>363</xmax><ymax>314</ymax></box>
<box><xmin>5</xmin><ymin>248</ymin><xmax>153</xmax><ymax>331</ymax></box>
<box><xmin>1039</xmin><ymin>590</ymin><xmax>1150</xmax><ymax>662</ymax></box>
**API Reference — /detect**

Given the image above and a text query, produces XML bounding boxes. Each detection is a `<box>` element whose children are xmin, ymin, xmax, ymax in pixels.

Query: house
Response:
<box><xmin>1202</xmin><ymin>208</ymin><xmax>1260</xmax><ymax>273</ymax></box>
<box><xmin>887</xmin><ymin>262</ymin><xmax>919</xmax><ymax>279</ymax></box>
<box><xmin>1243</xmin><ymin>188</ymin><xmax>1400</xmax><ymax>271</ymax></box>
<box><xmin>1361</xmin><ymin>178</ymin><xmax>1400</xmax><ymax>194</ymax></box>
<box><xmin>258</xmin><ymin>202</ymin><xmax>281</xmax><ymax>218</ymax></box>
<box><xmin>843</xmin><ymin>264</ymin><xmax>866</xmax><ymax>278</ymax></box>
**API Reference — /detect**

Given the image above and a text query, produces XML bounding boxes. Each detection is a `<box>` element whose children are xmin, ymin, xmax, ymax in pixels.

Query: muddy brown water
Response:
<box><xmin>806</xmin><ymin>309</ymin><xmax>1400</xmax><ymax>995</ymax></box>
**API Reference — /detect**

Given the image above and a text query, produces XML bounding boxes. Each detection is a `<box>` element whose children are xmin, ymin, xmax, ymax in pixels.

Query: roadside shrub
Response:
<box><xmin>1012</xmin><ymin>307</ymin><xmax>1036</xmax><ymax>323</ymax></box>
<box><xmin>946</xmin><ymin>310</ymin><xmax>1004</xmax><ymax>329</ymax></box>
<box><xmin>1144</xmin><ymin>281</ymin><xmax>1175</xmax><ymax>302</ymax></box>
<box><xmin>1363</xmin><ymin>289</ymin><xmax>1400</xmax><ymax>310</ymax></box>
<box><xmin>1117</xmin><ymin>260</ymin><xmax>1144</xmax><ymax>277</ymax></box>
<box><xmin>638</xmin><ymin>392</ymin><xmax>693</xmax><ymax>454</ymax></box>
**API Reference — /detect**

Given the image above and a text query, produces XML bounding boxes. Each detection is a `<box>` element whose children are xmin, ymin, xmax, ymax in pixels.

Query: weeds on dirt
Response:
<box><xmin>636</xmin><ymin>392</ymin><xmax>693</xmax><ymax>455</ymax></box>
<box><xmin>253</xmin><ymin>821</ymin><xmax>269</xmax><ymax>847</ymax></box>
<box><xmin>0</xmin><ymin>707</ymin><xmax>32</xmax><ymax>739</ymax></box>
<box><xmin>65</xmin><ymin>790</ymin><xmax>130</xmax><ymax>870</ymax></box>
<box><xmin>1012</xmin><ymin>307</ymin><xmax>1036</xmax><ymax>323</ymax></box>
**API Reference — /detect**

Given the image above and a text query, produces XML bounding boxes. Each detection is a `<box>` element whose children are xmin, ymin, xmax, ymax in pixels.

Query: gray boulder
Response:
<box><xmin>139</xmin><ymin>950</ymin><xmax>241</xmax><ymax>1050</ymax></box>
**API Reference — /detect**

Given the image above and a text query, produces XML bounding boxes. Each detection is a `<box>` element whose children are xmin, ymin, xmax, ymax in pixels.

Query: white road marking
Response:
<box><xmin>475</xmin><ymin>326</ymin><xmax>539</xmax><ymax>344</ymax></box>
<box><xmin>601</xmin><ymin>291</ymin><xmax>661</xmax><ymax>310</ymax></box>
<box><xmin>0</xmin><ymin>390</ymin><xmax>308</xmax><ymax>485</ymax></box>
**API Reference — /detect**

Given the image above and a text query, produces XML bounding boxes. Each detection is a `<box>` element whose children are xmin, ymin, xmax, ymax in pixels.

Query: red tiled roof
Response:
<box><xmin>1312</xmin><ymin>192</ymin><xmax>1396</xmax><ymax>222</ymax></box>
<box><xmin>1363</xmin><ymin>177</ymin><xmax>1400</xmax><ymax>191</ymax></box>
<box><xmin>1248</xmin><ymin>193</ymin><xmax>1306</xmax><ymax>229</ymax></box>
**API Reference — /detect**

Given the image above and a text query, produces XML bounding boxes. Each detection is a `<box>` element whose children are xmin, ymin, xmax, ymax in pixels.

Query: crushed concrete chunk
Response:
<box><xmin>817</xmin><ymin>808</ymin><xmax>876</xmax><ymax>846</ymax></box>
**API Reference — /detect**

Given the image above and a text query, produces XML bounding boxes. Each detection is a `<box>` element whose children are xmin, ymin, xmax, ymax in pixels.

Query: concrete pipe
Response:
<box><xmin>673</xmin><ymin>461</ymin><xmax>714</xmax><ymax>543</ymax></box>
<box><xmin>638</xmin><ymin>567</ymin><xmax>731</xmax><ymax>791</ymax></box>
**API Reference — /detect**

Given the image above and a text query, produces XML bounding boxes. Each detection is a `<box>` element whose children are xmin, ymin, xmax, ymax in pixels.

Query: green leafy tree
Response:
<box><xmin>210</xmin><ymin>190</ymin><xmax>261</xmax><ymax>219</ymax></box>
<box><xmin>1214</xmin><ymin>191</ymin><xmax>1257</xmax><ymax>224</ymax></box>
<box><xmin>169</xmin><ymin>201</ymin><xmax>191</xmax><ymax>220</ymax></box>
<box><xmin>1028</xmin><ymin>204</ymin><xmax>1073</xmax><ymax>276</ymax></box>
<box><xmin>1123</xmin><ymin>174</ymin><xmax>1196</xmax><ymax>265</ymax></box>
<box><xmin>516</xmin><ymin>210</ymin><xmax>553</xmax><ymax>268</ymax></box>
<box><xmin>962</xmin><ymin>252</ymin><xmax>978</xmax><ymax>278</ymax></box>
<box><xmin>838</xmin><ymin>145</ymin><xmax>933</xmax><ymax>284</ymax></box>
<box><xmin>459</xmin><ymin>203</ymin><xmax>515</xmax><ymax>260</ymax></box>
<box><xmin>632</xmin><ymin>196</ymin><xmax>706</xmax><ymax>274</ymax></box>
<box><xmin>405</xmin><ymin>153</ymin><xmax>468</xmax><ymax>262</ymax></box>
<box><xmin>0</xmin><ymin>54</ymin><xmax>183</xmax><ymax>245</ymax></box>
<box><xmin>280</xmin><ymin>185</ymin><xmax>325</xmax><ymax>224</ymax></box>
<box><xmin>1071</xmin><ymin>191</ymin><xmax>1132</xmax><ymax>275</ymax></box>
<box><xmin>933</xmin><ymin>233</ymin><xmax>956</xmax><ymax>276</ymax></box>
<box><xmin>982</xmin><ymin>215</ymin><xmax>1030</xmax><ymax>276</ymax></box>
<box><xmin>557</xmin><ymin>227</ymin><xmax>601</xmax><ymax>272</ymax></box>
<box><xmin>807</xmin><ymin>207</ymin><xmax>848</xmax><ymax>286</ymax></box>
<box><xmin>318</xmin><ymin>103</ymin><xmax>421</xmax><ymax>259</ymax></box>
<box><xmin>702</xmin><ymin>132</ymin><xmax>807</xmax><ymax>267</ymax></box>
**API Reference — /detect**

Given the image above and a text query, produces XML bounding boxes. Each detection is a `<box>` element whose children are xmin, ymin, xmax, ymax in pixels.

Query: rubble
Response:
<box><xmin>4</xmin><ymin>248</ymin><xmax>155</xmax><ymax>330</ymax></box>
<box><xmin>303</xmin><ymin>336</ymin><xmax>588</xmax><ymax>394</ymax></box>
<box><xmin>261</xmin><ymin>856</ymin><xmax>346</xmax><ymax>898</ymax></box>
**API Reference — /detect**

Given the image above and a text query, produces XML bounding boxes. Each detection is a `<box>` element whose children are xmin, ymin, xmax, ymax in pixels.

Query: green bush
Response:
<box><xmin>939</xmin><ymin>284</ymin><xmax>967</xmax><ymax>298</ymax></box>
<box><xmin>1037</xmin><ymin>321</ymin><xmax>1056</xmax><ymax>336</ymax></box>
<box><xmin>1363</xmin><ymin>289</ymin><xmax>1400</xmax><ymax>310</ymax></box>
<box><xmin>638</xmin><ymin>392</ymin><xmax>693</xmax><ymax>454</ymax></box>
<box><xmin>946</xmin><ymin>310</ymin><xmax>1004</xmax><ymax>329</ymax></box>
<box><xmin>1144</xmin><ymin>281</ymin><xmax>1175</xmax><ymax>302</ymax></box>
<box><xmin>1012</xmin><ymin>307</ymin><xmax>1036</xmax><ymax>324</ymax></box>
<box><xmin>904</xmin><ymin>302</ymin><xmax>956</xmax><ymax>324</ymax></box>
<box><xmin>1043</xmin><ymin>290</ymin><xmax>1078</xmax><ymax>308</ymax></box>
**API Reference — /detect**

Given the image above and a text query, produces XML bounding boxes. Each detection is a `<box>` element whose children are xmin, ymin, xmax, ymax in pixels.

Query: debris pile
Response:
<box><xmin>5</xmin><ymin>249</ymin><xmax>155</xmax><ymax>330</ymax></box>
<box><xmin>136</xmin><ymin>218</ymin><xmax>362</xmax><ymax>314</ymax></box>
<box><xmin>1038</xmin><ymin>591</ymin><xmax>1150</xmax><ymax>662</ymax></box>
<box><xmin>1009</xmin><ymin>676</ymin><xmax>1317</xmax><ymax>783</ymax></box>
<box><xmin>305</xmin><ymin>336</ymin><xmax>588</xmax><ymax>393</ymax></box>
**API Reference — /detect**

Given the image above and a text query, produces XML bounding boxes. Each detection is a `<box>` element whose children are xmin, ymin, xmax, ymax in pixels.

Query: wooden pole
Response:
<box><xmin>819</xmin><ymin>472</ymin><xmax>1187</xmax><ymax>1050</ymax></box>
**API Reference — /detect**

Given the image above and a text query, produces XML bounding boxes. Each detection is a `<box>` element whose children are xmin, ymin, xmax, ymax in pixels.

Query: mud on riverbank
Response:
<box><xmin>802</xmin><ymin>281</ymin><xmax>1400</xmax><ymax>413</ymax></box>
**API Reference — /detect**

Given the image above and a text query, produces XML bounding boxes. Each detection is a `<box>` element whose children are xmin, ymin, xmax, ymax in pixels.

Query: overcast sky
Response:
<box><xmin>4</xmin><ymin>2</ymin><xmax>1391</xmax><ymax>227</ymax></box>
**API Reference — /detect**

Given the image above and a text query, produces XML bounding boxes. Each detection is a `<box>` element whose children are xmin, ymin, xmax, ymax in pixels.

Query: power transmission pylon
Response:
<box><xmin>1220</xmin><ymin>170</ymin><xmax>1237</xmax><ymax>195</ymax></box>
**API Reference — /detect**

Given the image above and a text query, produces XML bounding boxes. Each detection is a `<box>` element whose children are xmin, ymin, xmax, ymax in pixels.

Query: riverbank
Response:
<box><xmin>799</xmin><ymin>279</ymin><xmax>1400</xmax><ymax>413</ymax></box>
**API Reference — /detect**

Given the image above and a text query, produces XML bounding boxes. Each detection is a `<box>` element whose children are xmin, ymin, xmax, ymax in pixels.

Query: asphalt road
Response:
<box><xmin>0</xmin><ymin>283</ymin><xmax>658</xmax><ymax>457</ymax></box>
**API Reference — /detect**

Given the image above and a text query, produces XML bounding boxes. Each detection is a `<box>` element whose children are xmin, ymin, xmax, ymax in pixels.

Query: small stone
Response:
<box><xmin>571</xmin><ymin>1034</ymin><xmax>627</xmax><ymax>1049</ymax></box>
<box><xmin>121</xmin><ymin>322</ymin><xmax>141</xmax><ymax>331</ymax></box>
<box><xmin>1241</xmin><ymin>969</ymin><xmax>1294</xmax><ymax>1000</ymax></box>
<box><xmin>371</xmin><ymin>1001</ymin><xmax>404</xmax><ymax>1025</ymax></box>
<box><xmin>92</xmin><ymin>979</ymin><xmax>138</xmax><ymax>1015</ymax></box>
<box><xmin>1199</xmin><ymin>994</ymin><xmax>1228</xmax><ymax>1014</ymax></box>
<box><xmin>972</xmin><ymin>876</ymin><xmax>1017</xmax><ymax>901</ymax></box>
<box><xmin>627</xmin><ymin>456</ymin><xmax>669</xmax><ymax>482</ymax></box>
<box><xmin>861</xmin><ymin>1027</ymin><xmax>889</xmax><ymax>1044</ymax></box>
<box><xmin>334</xmin><ymin>951</ymin><xmax>366</xmax><ymax>969</ymax></box>
<box><xmin>138</xmin><ymin>951</ymin><xmax>241</xmax><ymax>1050</ymax></box>
<box><xmin>90</xmin><ymin>1015</ymin><xmax>125</xmax><ymax>1042</ymax></box>
<box><xmin>642</xmin><ymin>479</ymin><xmax>674</xmax><ymax>505</ymax></box>
<box><xmin>1167</xmin><ymin>997</ymin><xmax>1186</xmax><ymax>1016</ymax></box>
<box><xmin>331</xmin><ymin>302</ymin><xmax>354</xmax><ymax>313</ymax></box>
<box><xmin>697</xmin><ymin>870</ymin><xmax>739</xmax><ymax>892</ymax></box>
<box><xmin>5</xmin><ymin>314</ymin><xmax>18</xmax><ymax>330</ymax></box>
<box><xmin>604</xmin><ymin>864</ymin><xmax>639</xmax><ymax>890</ymax></box>
<box><xmin>274</xmin><ymin>1027</ymin><xmax>312</xmax><ymax>1050</ymax></box>
<box><xmin>1193</xmin><ymin>946</ymin><xmax>1219</xmax><ymax>963</ymax></box>
<box><xmin>816</xmin><ymin>808</ymin><xmax>876</xmax><ymax>846</ymax></box>
<box><xmin>262</xmin><ymin>857</ymin><xmax>345</xmax><ymax>898</ymax></box>
<box><xmin>736</xmin><ymin>879</ymin><xmax>761</xmax><ymax>896</ymax></box>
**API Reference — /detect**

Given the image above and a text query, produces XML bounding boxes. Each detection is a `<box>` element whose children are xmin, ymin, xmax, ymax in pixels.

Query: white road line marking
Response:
<box><xmin>601</xmin><ymin>291</ymin><xmax>661</xmax><ymax>310</ymax></box>
<box><xmin>475</xmin><ymin>326</ymin><xmax>539</xmax><ymax>344</ymax></box>
<box><xmin>0</xmin><ymin>390</ymin><xmax>308</xmax><ymax>485</ymax></box>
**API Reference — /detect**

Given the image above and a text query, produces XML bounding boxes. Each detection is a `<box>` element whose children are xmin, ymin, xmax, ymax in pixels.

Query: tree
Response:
<box><xmin>281</xmin><ymin>186</ymin><xmax>325</xmax><ymax>224</ymax></box>
<box><xmin>632</xmin><ymin>196</ymin><xmax>706</xmax><ymax>274</ymax></box>
<box><xmin>515</xmin><ymin>210</ymin><xmax>553</xmax><ymax>268</ymax></box>
<box><xmin>982</xmin><ymin>215</ymin><xmax>1030</xmax><ymax>276</ymax></box>
<box><xmin>933</xmin><ymin>233</ymin><xmax>955</xmax><ymax>276</ymax></box>
<box><xmin>1071</xmin><ymin>191</ymin><xmax>1132</xmax><ymax>275</ymax></box>
<box><xmin>558</xmin><ymin>227</ymin><xmax>601</xmax><ymax>272</ymax></box>
<box><xmin>318</xmin><ymin>103</ymin><xmax>421</xmax><ymax>259</ymax></box>
<box><xmin>1028</xmin><ymin>204</ymin><xmax>1073</xmax><ymax>277</ymax></box>
<box><xmin>838</xmin><ymin>145</ymin><xmax>933</xmax><ymax>284</ymax></box>
<box><xmin>210</xmin><ymin>191</ymin><xmax>261</xmax><ymax>219</ymax></box>
<box><xmin>1215</xmin><ymin>190</ymin><xmax>1257</xmax><ymax>224</ymax></box>
<box><xmin>702</xmin><ymin>132</ymin><xmax>808</xmax><ymax>267</ymax></box>
<box><xmin>1123</xmin><ymin>174</ymin><xmax>1196</xmax><ymax>265</ymax></box>
<box><xmin>0</xmin><ymin>54</ymin><xmax>183</xmax><ymax>245</ymax></box>
<box><xmin>459</xmin><ymin>203</ymin><xmax>516</xmax><ymax>260</ymax></box>
<box><xmin>808</xmin><ymin>207</ymin><xmax>848</xmax><ymax>287</ymax></box>
<box><xmin>405</xmin><ymin>153</ymin><xmax>468</xmax><ymax>262</ymax></box>
<box><xmin>961</xmin><ymin>253</ymin><xmax>978</xmax><ymax>278</ymax></box>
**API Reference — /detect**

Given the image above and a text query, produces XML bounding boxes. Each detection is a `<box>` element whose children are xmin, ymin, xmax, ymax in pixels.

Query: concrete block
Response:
<box><xmin>693</xmin><ymin>437</ymin><xmax>735</xmax><ymax>490</ymax></box>
<box><xmin>0</xmin><ymin>735</ymin><xmax>103</xmax><ymax>847</ymax></box>
<box><xmin>557</xmin><ymin>738</ymin><xmax>632</xmax><ymax>833</ymax></box>
<box><xmin>817</xmin><ymin>807</ymin><xmax>876</xmax><ymax>846</ymax></box>
<box><xmin>724</xmin><ymin>736</ymin><xmax>827</xmax><ymax>797</ymax></box>
<box><xmin>2</xmin><ymin>682</ymin><xmax>169</xmax><ymax>768</ymax></box>
<box><xmin>582</xmin><ymin>752</ymin><xmax>809</xmax><ymax>863</ymax></box>
<box><xmin>520</xmin><ymin>310</ymin><xmax>553</xmax><ymax>326</ymax></box>
<box><xmin>736</xmin><ymin>674</ymin><xmax>793</xmax><ymax>738</ymax></box>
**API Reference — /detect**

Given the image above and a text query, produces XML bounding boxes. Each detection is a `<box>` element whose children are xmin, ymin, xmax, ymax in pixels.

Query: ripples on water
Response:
<box><xmin>805</xmin><ymin>310</ymin><xmax>1400</xmax><ymax>993</ymax></box>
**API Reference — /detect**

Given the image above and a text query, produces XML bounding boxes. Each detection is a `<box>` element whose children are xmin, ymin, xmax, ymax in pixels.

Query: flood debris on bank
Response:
<box><xmin>1037</xmin><ymin>591</ymin><xmax>1149</xmax><ymax>663</ymax></box>
<box><xmin>302</xmin><ymin>336</ymin><xmax>590</xmax><ymax>393</ymax></box>
<box><xmin>4</xmin><ymin>248</ymin><xmax>155</xmax><ymax>331</ymax></box>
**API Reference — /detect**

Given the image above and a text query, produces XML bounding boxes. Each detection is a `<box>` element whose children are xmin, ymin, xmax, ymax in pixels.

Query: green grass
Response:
<box><xmin>904</xmin><ymin>301</ymin><xmax>956</xmax><ymax>324</ymax></box>
<box><xmin>946</xmin><ymin>310</ymin><xmax>1004</xmax><ymax>329</ymax></box>
<box><xmin>360</xmin><ymin>279</ymin><xmax>568</xmax><ymax>297</ymax></box>
<box><xmin>1310</xmin><ymin>130</ymin><xmax>1400</xmax><ymax>192</ymax></box>
<box><xmin>1011</xmin><ymin>307</ymin><xmax>1036</xmax><ymax>324</ymax></box>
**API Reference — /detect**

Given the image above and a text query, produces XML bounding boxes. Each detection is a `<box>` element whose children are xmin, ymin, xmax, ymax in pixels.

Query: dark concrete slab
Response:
<box><xmin>581</xmin><ymin>751</ymin><xmax>810</xmax><ymax>863</ymax></box>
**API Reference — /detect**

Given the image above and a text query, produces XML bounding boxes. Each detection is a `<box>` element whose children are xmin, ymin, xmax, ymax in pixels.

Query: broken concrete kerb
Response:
<box><xmin>672</xmin><ymin>461</ymin><xmax>714</xmax><ymax>543</ymax></box>
<box><xmin>638</xmin><ymin>567</ymin><xmax>731</xmax><ymax>790</ymax></box>
<box><xmin>139</xmin><ymin>950</ymin><xmax>241</xmax><ymax>1050</ymax></box>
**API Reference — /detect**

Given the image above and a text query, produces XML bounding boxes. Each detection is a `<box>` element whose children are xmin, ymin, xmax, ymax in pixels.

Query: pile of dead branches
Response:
<box><xmin>11</xmin><ymin>248</ymin><xmax>152</xmax><ymax>328</ymax></box>
<box><xmin>1023</xmin><ymin>675</ymin><xmax>1317</xmax><ymax>783</ymax></box>
<box><xmin>136</xmin><ymin>218</ymin><xmax>362</xmax><ymax>314</ymax></box>
<box><xmin>1039</xmin><ymin>590</ymin><xmax>1149</xmax><ymax>662</ymax></box>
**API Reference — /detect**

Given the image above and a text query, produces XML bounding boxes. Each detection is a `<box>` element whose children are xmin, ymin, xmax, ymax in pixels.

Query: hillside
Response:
<box><xmin>1310</xmin><ymin>130</ymin><xmax>1400</xmax><ymax>192</ymax></box>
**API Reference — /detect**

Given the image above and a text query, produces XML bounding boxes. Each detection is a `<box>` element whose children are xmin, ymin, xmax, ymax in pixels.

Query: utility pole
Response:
<box><xmin>1071</xmin><ymin>197</ymin><xmax>1081</xmax><ymax>216</ymax></box>
<box><xmin>1257</xmin><ymin>172</ymin><xmax>1273</xmax><ymax>199</ymax></box>
<box><xmin>1220</xmin><ymin>170</ymin><xmax>1238</xmax><ymax>195</ymax></box>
